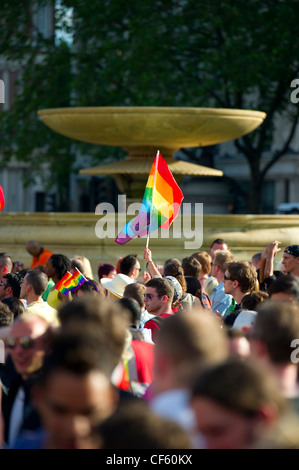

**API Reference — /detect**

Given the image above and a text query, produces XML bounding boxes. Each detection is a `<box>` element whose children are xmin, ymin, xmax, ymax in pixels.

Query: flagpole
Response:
<box><xmin>146</xmin><ymin>150</ymin><xmax>160</xmax><ymax>248</ymax></box>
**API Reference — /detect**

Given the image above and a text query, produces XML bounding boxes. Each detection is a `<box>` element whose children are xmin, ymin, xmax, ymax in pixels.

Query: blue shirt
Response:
<box><xmin>210</xmin><ymin>282</ymin><xmax>233</xmax><ymax>317</ymax></box>
<box><xmin>12</xmin><ymin>429</ymin><xmax>47</xmax><ymax>449</ymax></box>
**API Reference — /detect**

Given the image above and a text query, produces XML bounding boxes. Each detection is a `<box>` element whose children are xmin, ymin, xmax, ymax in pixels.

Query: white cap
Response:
<box><xmin>232</xmin><ymin>310</ymin><xmax>257</xmax><ymax>332</ymax></box>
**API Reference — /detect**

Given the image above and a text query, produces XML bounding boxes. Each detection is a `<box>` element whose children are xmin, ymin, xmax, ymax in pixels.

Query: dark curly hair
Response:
<box><xmin>49</xmin><ymin>254</ymin><xmax>71</xmax><ymax>281</ymax></box>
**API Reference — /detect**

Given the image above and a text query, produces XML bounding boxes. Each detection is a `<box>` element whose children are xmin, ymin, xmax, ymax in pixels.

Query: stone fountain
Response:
<box><xmin>37</xmin><ymin>106</ymin><xmax>266</xmax><ymax>198</ymax></box>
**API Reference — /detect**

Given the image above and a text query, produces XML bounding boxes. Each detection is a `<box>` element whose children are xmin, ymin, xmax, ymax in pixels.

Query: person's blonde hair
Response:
<box><xmin>191</xmin><ymin>251</ymin><xmax>211</xmax><ymax>275</ymax></box>
<box><xmin>213</xmin><ymin>250</ymin><xmax>235</xmax><ymax>273</ymax></box>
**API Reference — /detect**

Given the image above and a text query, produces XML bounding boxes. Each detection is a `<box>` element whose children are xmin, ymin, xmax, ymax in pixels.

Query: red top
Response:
<box><xmin>116</xmin><ymin>340</ymin><xmax>155</xmax><ymax>392</ymax></box>
<box><xmin>144</xmin><ymin>312</ymin><xmax>173</xmax><ymax>343</ymax></box>
<box><xmin>131</xmin><ymin>340</ymin><xmax>155</xmax><ymax>385</ymax></box>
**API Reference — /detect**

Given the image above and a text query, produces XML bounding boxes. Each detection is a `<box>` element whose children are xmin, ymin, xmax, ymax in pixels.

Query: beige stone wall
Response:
<box><xmin>0</xmin><ymin>212</ymin><xmax>298</xmax><ymax>277</ymax></box>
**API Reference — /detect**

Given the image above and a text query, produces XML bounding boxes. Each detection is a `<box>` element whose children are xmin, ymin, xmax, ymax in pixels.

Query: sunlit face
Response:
<box><xmin>191</xmin><ymin>396</ymin><xmax>258</xmax><ymax>449</ymax></box>
<box><xmin>282</xmin><ymin>253</ymin><xmax>299</xmax><ymax>274</ymax></box>
<box><xmin>20</xmin><ymin>273</ymin><xmax>30</xmax><ymax>300</ymax></box>
<box><xmin>45</xmin><ymin>258</ymin><xmax>55</xmax><ymax>280</ymax></box>
<box><xmin>210</xmin><ymin>262</ymin><xmax>219</xmax><ymax>278</ymax></box>
<box><xmin>35</xmin><ymin>370</ymin><xmax>117</xmax><ymax>449</ymax></box>
<box><xmin>106</xmin><ymin>269</ymin><xmax>116</xmax><ymax>279</ymax></box>
<box><xmin>210</xmin><ymin>243</ymin><xmax>229</xmax><ymax>260</ymax></box>
<box><xmin>133</xmin><ymin>263</ymin><xmax>141</xmax><ymax>280</ymax></box>
<box><xmin>144</xmin><ymin>287</ymin><xmax>164</xmax><ymax>314</ymax></box>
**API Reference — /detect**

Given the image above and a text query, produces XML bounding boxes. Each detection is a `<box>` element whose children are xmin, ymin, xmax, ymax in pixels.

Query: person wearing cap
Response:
<box><xmin>282</xmin><ymin>245</ymin><xmax>299</xmax><ymax>277</ymax></box>
<box><xmin>100</xmin><ymin>273</ymin><xmax>135</xmax><ymax>301</ymax></box>
<box><xmin>163</xmin><ymin>275</ymin><xmax>183</xmax><ymax>312</ymax></box>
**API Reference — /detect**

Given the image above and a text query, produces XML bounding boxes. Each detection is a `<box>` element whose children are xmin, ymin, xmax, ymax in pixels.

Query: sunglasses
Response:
<box><xmin>223</xmin><ymin>274</ymin><xmax>232</xmax><ymax>281</ymax></box>
<box><xmin>0</xmin><ymin>281</ymin><xmax>8</xmax><ymax>287</ymax></box>
<box><xmin>144</xmin><ymin>293</ymin><xmax>159</xmax><ymax>300</ymax></box>
<box><xmin>6</xmin><ymin>336</ymin><xmax>36</xmax><ymax>350</ymax></box>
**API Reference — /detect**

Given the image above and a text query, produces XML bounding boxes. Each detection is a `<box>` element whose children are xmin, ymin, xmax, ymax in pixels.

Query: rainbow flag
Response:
<box><xmin>0</xmin><ymin>185</ymin><xmax>5</xmax><ymax>212</ymax></box>
<box><xmin>55</xmin><ymin>268</ymin><xmax>87</xmax><ymax>295</ymax></box>
<box><xmin>115</xmin><ymin>151</ymin><xmax>184</xmax><ymax>245</ymax></box>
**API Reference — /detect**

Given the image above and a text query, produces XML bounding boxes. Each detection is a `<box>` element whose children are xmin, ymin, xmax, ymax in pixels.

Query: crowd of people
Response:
<box><xmin>0</xmin><ymin>237</ymin><xmax>299</xmax><ymax>449</ymax></box>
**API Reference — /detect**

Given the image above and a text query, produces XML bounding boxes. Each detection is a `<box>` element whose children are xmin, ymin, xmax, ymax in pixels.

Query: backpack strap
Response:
<box><xmin>151</xmin><ymin>316</ymin><xmax>165</xmax><ymax>329</ymax></box>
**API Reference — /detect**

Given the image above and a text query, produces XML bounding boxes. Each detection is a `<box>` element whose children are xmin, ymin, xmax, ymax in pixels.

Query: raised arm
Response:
<box><xmin>260</xmin><ymin>241</ymin><xmax>281</xmax><ymax>283</ymax></box>
<box><xmin>143</xmin><ymin>247</ymin><xmax>162</xmax><ymax>279</ymax></box>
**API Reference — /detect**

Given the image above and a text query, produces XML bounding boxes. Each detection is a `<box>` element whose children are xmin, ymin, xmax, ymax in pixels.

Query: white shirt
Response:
<box><xmin>150</xmin><ymin>388</ymin><xmax>204</xmax><ymax>448</ymax></box>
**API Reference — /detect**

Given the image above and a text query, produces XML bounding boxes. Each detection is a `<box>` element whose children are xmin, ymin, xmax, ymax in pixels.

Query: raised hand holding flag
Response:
<box><xmin>115</xmin><ymin>151</ymin><xmax>184</xmax><ymax>245</ymax></box>
<box><xmin>55</xmin><ymin>268</ymin><xmax>87</xmax><ymax>295</ymax></box>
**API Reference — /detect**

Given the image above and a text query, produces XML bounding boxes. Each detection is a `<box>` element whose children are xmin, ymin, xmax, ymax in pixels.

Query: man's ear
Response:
<box><xmin>26</xmin><ymin>284</ymin><xmax>34</xmax><ymax>295</ymax></box>
<box><xmin>2</xmin><ymin>266</ymin><xmax>8</xmax><ymax>275</ymax></box>
<box><xmin>255</xmin><ymin>403</ymin><xmax>280</xmax><ymax>427</ymax></box>
<box><xmin>161</xmin><ymin>294</ymin><xmax>169</xmax><ymax>305</ymax></box>
<box><xmin>6</xmin><ymin>286</ymin><xmax>13</xmax><ymax>296</ymax></box>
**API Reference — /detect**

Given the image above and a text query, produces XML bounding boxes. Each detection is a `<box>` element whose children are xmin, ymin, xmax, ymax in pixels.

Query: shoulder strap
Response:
<box><xmin>151</xmin><ymin>316</ymin><xmax>165</xmax><ymax>329</ymax></box>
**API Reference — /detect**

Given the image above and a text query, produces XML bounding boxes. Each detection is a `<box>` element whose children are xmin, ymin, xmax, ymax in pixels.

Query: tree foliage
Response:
<box><xmin>1</xmin><ymin>0</ymin><xmax>299</xmax><ymax>211</ymax></box>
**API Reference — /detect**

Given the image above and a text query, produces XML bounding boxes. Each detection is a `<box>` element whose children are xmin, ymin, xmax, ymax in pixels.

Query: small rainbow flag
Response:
<box><xmin>115</xmin><ymin>151</ymin><xmax>184</xmax><ymax>245</ymax></box>
<box><xmin>0</xmin><ymin>185</ymin><xmax>5</xmax><ymax>212</ymax></box>
<box><xmin>55</xmin><ymin>268</ymin><xmax>87</xmax><ymax>295</ymax></box>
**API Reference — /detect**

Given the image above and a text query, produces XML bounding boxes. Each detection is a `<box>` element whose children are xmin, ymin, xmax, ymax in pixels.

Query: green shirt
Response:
<box><xmin>42</xmin><ymin>279</ymin><xmax>55</xmax><ymax>302</ymax></box>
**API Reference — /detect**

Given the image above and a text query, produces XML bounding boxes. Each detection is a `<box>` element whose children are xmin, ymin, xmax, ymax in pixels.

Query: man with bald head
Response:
<box><xmin>25</xmin><ymin>241</ymin><xmax>53</xmax><ymax>269</ymax></box>
<box><xmin>2</xmin><ymin>313</ymin><xmax>53</xmax><ymax>447</ymax></box>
